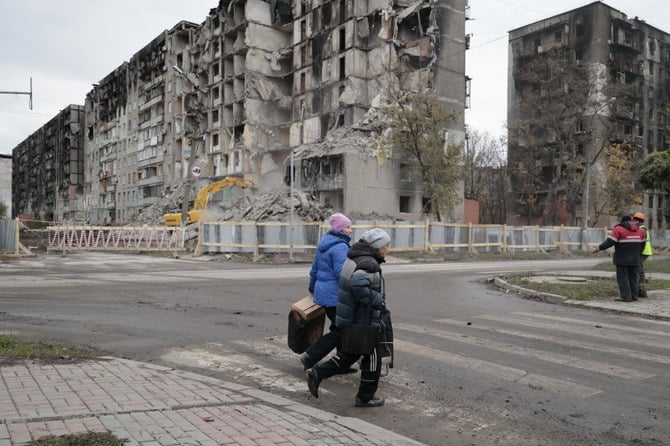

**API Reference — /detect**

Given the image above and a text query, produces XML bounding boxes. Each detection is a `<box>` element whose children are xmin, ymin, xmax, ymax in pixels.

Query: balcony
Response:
<box><xmin>139</xmin><ymin>93</ymin><xmax>164</xmax><ymax>112</ymax></box>
<box><xmin>137</xmin><ymin>175</ymin><xmax>164</xmax><ymax>187</ymax></box>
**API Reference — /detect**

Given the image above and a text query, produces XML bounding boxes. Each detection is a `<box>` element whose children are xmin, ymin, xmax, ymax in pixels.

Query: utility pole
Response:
<box><xmin>581</xmin><ymin>97</ymin><xmax>616</xmax><ymax>251</ymax></box>
<box><xmin>0</xmin><ymin>78</ymin><xmax>33</xmax><ymax>109</ymax></box>
<box><xmin>289</xmin><ymin>149</ymin><xmax>295</xmax><ymax>261</ymax></box>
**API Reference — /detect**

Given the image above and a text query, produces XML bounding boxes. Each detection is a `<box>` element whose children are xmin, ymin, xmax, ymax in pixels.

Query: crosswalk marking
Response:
<box><xmin>514</xmin><ymin>312</ymin><xmax>670</xmax><ymax>337</ymax></box>
<box><xmin>435</xmin><ymin>317</ymin><xmax>670</xmax><ymax>365</ymax></box>
<box><xmin>394</xmin><ymin>339</ymin><xmax>601</xmax><ymax>398</ymax></box>
<box><xmin>474</xmin><ymin>314</ymin><xmax>670</xmax><ymax>350</ymax></box>
<box><xmin>395</xmin><ymin>323</ymin><xmax>655</xmax><ymax>380</ymax></box>
<box><xmin>161</xmin><ymin>344</ymin><xmax>315</xmax><ymax>394</ymax></box>
<box><xmin>158</xmin><ymin>311</ymin><xmax>670</xmax><ymax>417</ymax></box>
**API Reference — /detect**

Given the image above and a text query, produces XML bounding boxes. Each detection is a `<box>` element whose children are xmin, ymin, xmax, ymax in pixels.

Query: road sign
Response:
<box><xmin>191</xmin><ymin>164</ymin><xmax>202</xmax><ymax>177</ymax></box>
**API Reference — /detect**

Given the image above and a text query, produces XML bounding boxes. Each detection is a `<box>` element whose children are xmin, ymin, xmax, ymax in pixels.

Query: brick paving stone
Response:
<box><xmin>1</xmin><ymin>357</ymin><xmax>427</xmax><ymax>446</ymax></box>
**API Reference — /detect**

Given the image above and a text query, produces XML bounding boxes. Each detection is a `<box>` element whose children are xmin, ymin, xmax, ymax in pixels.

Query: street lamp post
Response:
<box><xmin>289</xmin><ymin>150</ymin><xmax>295</xmax><ymax>261</ymax></box>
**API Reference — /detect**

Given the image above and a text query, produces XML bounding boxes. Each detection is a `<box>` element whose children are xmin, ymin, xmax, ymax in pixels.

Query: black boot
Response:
<box><xmin>355</xmin><ymin>396</ymin><xmax>385</xmax><ymax>407</ymax></box>
<box><xmin>306</xmin><ymin>368</ymin><xmax>320</xmax><ymax>398</ymax></box>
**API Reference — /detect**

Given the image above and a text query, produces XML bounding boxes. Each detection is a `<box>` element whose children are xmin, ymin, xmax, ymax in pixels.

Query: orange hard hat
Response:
<box><xmin>633</xmin><ymin>212</ymin><xmax>645</xmax><ymax>221</ymax></box>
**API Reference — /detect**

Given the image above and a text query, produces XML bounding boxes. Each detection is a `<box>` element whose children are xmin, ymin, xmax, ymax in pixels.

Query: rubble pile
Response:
<box><xmin>126</xmin><ymin>182</ymin><xmax>191</xmax><ymax>226</ymax></box>
<box><xmin>125</xmin><ymin>185</ymin><xmax>336</xmax><ymax>227</ymax></box>
<box><xmin>204</xmin><ymin>190</ymin><xmax>334</xmax><ymax>222</ymax></box>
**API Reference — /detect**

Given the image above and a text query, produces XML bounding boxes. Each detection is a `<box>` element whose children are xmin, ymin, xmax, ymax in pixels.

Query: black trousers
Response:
<box><xmin>313</xmin><ymin>346</ymin><xmax>382</xmax><ymax>402</ymax></box>
<box><xmin>304</xmin><ymin>306</ymin><xmax>339</xmax><ymax>364</ymax></box>
<box><xmin>616</xmin><ymin>264</ymin><xmax>639</xmax><ymax>300</ymax></box>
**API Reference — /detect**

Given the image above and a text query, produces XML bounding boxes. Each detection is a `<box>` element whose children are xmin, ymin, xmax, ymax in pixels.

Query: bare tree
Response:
<box><xmin>510</xmin><ymin>47</ymin><xmax>597</xmax><ymax>225</ymax></box>
<box><xmin>586</xmin><ymin>142</ymin><xmax>644</xmax><ymax>226</ymax></box>
<box><xmin>375</xmin><ymin>67</ymin><xmax>463</xmax><ymax>221</ymax></box>
<box><xmin>463</xmin><ymin>129</ymin><xmax>508</xmax><ymax>223</ymax></box>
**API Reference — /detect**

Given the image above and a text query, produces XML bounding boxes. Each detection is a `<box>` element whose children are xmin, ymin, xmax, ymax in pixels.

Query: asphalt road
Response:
<box><xmin>1</xmin><ymin>253</ymin><xmax>668</xmax><ymax>445</ymax></box>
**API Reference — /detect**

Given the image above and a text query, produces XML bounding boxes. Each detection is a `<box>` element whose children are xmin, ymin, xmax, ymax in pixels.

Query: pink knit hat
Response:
<box><xmin>329</xmin><ymin>213</ymin><xmax>352</xmax><ymax>231</ymax></box>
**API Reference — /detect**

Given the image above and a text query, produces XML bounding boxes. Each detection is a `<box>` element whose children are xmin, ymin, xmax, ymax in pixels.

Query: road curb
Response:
<box><xmin>491</xmin><ymin>275</ymin><xmax>670</xmax><ymax>321</ymax></box>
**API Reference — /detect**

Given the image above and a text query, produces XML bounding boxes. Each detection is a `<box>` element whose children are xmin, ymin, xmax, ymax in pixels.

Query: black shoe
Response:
<box><xmin>631</xmin><ymin>297</ymin><xmax>638</xmax><ymax>301</ymax></box>
<box><xmin>300</xmin><ymin>353</ymin><xmax>313</xmax><ymax>371</ymax></box>
<box><xmin>306</xmin><ymin>368</ymin><xmax>320</xmax><ymax>398</ymax></box>
<box><xmin>615</xmin><ymin>298</ymin><xmax>633</xmax><ymax>302</ymax></box>
<box><xmin>337</xmin><ymin>367</ymin><xmax>358</xmax><ymax>375</ymax></box>
<box><xmin>355</xmin><ymin>396</ymin><xmax>385</xmax><ymax>407</ymax></box>
<box><xmin>638</xmin><ymin>290</ymin><xmax>648</xmax><ymax>298</ymax></box>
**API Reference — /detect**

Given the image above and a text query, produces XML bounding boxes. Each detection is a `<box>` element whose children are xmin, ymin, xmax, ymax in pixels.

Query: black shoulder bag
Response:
<box><xmin>339</xmin><ymin>297</ymin><xmax>380</xmax><ymax>355</ymax></box>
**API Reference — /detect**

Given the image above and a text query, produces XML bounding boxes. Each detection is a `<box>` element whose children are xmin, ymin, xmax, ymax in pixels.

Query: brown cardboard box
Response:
<box><xmin>291</xmin><ymin>295</ymin><xmax>325</xmax><ymax>321</ymax></box>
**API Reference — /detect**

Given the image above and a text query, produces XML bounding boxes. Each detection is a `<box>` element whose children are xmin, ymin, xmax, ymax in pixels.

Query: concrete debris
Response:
<box><xmin>125</xmin><ymin>179</ymin><xmax>397</xmax><ymax>227</ymax></box>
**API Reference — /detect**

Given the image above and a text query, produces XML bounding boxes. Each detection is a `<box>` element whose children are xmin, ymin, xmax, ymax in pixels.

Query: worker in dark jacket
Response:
<box><xmin>592</xmin><ymin>215</ymin><xmax>646</xmax><ymax>302</ymax></box>
<box><xmin>306</xmin><ymin>228</ymin><xmax>391</xmax><ymax>407</ymax></box>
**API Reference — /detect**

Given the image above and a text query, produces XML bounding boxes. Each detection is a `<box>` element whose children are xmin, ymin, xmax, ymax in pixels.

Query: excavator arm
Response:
<box><xmin>163</xmin><ymin>177</ymin><xmax>254</xmax><ymax>226</ymax></box>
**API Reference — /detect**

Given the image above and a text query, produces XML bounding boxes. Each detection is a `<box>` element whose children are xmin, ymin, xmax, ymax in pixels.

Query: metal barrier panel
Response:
<box><xmin>47</xmin><ymin>226</ymin><xmax>185</xmax><ymax>251</ymax></box>
<box><xmin>0</xmin><ymin>218</ymin><xmax>16</xmax><ymax>252</ymax></box>
<box><xmin>196</xmin><ymin>220</ymin><xmax>668</xmax><ymax>255</ymax></box>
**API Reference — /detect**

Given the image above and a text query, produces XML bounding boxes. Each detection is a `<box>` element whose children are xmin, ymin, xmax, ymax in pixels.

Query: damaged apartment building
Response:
<box><xmin>11</xmin><ymin>105</ymin><xmax>85</xmax><ymax>222</ymax></box>
<box><xmin>507</xmin><ymin>1</ymin><xmax>669</xmax><ymax>229</ymax></box>
<box><xmin>14</xmin><ymin>0</ymin><xmax>468</xmax><ymax>225</ymax></box>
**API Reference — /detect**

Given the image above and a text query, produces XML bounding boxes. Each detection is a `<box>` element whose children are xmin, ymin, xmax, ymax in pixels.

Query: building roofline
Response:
<box><xmin>0</xmin><ymin>154</ymin><xmax>12</xmax><ymax>159</ymax></box>
<box><xmin>507</xmin><ymin>1</ymin><xmax>623</xmax><ymax>34</ymax></box>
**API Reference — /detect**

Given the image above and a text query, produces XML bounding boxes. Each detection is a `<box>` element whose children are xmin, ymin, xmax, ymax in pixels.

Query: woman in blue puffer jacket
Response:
<box><xmin>300</xmin><ymin>213</ymin><xmax>352</xmax><ymax>370</ymax></box>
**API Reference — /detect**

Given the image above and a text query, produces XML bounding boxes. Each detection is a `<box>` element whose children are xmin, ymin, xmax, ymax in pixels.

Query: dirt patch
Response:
<box><xmin>0</xmin><ymin>355</ymin><xmax>107</xmax><ymax>366</ymax></box>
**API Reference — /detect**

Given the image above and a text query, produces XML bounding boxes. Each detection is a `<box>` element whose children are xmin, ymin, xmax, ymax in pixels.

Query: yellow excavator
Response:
<box><xmin>163</xmin><ymin>176</ymin><xmax>255</xmax><ymax>226</ymax></box>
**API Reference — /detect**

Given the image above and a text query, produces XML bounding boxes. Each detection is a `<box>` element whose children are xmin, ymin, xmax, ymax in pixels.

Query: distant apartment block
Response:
<box><xmin>12</xmin><ymin>105</ymin><xmax>85</xmax><ymax>222</ymax></box>
<box><xmin>507</xmin><ymin>1</ymin><xmax>669</xmax><ymax>229</ymax></box>
<box><xmin>13</xmin><ymin>0</ymin><xmax>468</xmax><ymax>225</ymax></box>
<box><xmin>0</xmin><ymin>154</ymin><xmax>11</xmax><ymax>217</ymax></box>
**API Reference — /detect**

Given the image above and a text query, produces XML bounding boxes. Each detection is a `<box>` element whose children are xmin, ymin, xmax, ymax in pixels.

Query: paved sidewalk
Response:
<box><xmin>495</xmin><ymin>271</ymin><xmax>670</xmax><ymax>321</ymax></box>
<box><xmin>0</xmin><ymin>357</ymin><xmax>423</xmax><ymax>446</ymax></box>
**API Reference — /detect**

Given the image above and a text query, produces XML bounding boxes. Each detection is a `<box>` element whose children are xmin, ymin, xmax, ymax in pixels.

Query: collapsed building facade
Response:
<box><xmin>507</xmin><ymin>1</ymin><xmax>669</xmax><ymax>229</ymax></box>
<box><xmin>13</xmin><ymin>0</ymin><xmax>468</xmax><ymax>225</ymax></box>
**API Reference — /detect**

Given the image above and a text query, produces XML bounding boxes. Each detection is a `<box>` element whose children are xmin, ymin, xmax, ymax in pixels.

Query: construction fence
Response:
<box><xmin>196</xmin><ymin>220</ymin><xmax>670</xmax><ymax>255</ymax></box>
<box><xmin>4</xmin><ymin>218</ymin><xmax>667</xmax><ymax>255</ymax></box>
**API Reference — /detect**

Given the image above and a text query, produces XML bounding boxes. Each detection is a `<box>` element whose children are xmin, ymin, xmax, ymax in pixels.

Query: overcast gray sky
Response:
<box><xmin>1</xmin><ymin>1</ymin><xmax>667</xmax><ymax>155</ymax></box>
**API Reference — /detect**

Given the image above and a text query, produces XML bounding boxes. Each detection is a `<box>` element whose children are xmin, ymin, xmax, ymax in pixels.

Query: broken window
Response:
<box><xmin>399</xmin><ymin>196</ymin><xmax>411</xmax><ymax>213</ymax></box>
<box><xmin>554</xmin><ymin>29</ymin><xmax>562</xmax><ymax>43</ymax></box>
<box><xmin>623</xmin><ymin>31</ymin><xmax>632</xmax><ymax>46</ymax></box>
<box><xmin>322</xmin><ymin>1</ymin><xmax>332</xmax><ymax>27</ymax></box>
<box><xmin>339</xmin><ymin>0</ymin><xmax>346</xmax><ymax>22</ymax></box>
<box><xmin>399</xmin><ymin>163</ymin><xmax>411</xmax><ymax>181</ymax></box>
<box><xmin>339</xmin><ymin>56</ymin><xmax>346</xmax><ymax>80</ymax></box>
<box><xmin>339</xmin><ymin>27</ymin><xmax>346</xmax><ymax>51</ymax></box>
